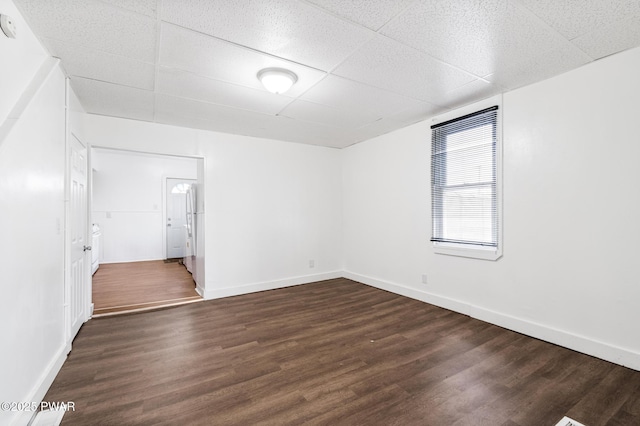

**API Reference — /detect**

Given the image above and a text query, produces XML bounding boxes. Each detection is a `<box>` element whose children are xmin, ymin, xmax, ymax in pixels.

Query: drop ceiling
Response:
<box><xmin>14</xmin><ymin>0</ymin><xmax>640</xmax><ymax>148</ymax></box>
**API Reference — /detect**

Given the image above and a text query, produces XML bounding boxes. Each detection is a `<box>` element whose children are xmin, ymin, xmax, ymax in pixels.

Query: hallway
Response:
<box><xmin>92</xmin><ymin>260</ymin><xmax>202</xmax><ymax>316</ymax></box>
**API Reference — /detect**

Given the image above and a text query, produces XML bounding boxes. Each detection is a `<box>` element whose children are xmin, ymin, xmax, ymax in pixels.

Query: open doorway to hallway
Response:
<box><xmin>91</xmin><ymin>148</ymin><xmax>204</xmax><ymax>315</ymax></box>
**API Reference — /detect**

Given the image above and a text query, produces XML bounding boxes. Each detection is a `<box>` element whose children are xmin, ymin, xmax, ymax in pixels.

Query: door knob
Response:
<box><xmin>167</xmin><ymin>223</ymin><xmax>172</xmax><ymax>227</ymax></box>
<box><xmin>83</xmin><ymin>245</ymin><xmax>92</xmax><ymax>251</ymax></box>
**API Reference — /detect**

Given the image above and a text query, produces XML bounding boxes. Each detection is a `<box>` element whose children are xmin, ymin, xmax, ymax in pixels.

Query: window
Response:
<box><xmin>431</xmin><ymin>98</ymin><xmax>502</xmax><ymax>260</ymax></box>
<box><xmin>171</xmin><ymin>183</ymin><xmax>191</xmax><ymax>194</ymax></box>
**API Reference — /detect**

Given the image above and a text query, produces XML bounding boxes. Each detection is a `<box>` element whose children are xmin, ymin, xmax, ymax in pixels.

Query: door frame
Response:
<box><xmin>88</xmin><ymin>147</ymin><xmax>206</xmax><ymax>298</ymax></box>
<box><xmin>66</xmin><ymin>133</ymin><xmax>90</xmax><ymax>342</ymax></box>
<box><xmin>64</xmin><ymin>78</ymin><xmax>91</xmax><ymax>348</ymax></box>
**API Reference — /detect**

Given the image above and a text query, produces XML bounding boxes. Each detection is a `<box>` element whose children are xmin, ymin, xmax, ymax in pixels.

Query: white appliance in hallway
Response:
<box><xmin>91</xmin><ymin>223</ymin><xmax>101</xmax><ymax>274</ymax></box>
<box><xmin>184</xmin><ymin>185</ymin><xmax>196</xmax><ymax>275</ymax></box>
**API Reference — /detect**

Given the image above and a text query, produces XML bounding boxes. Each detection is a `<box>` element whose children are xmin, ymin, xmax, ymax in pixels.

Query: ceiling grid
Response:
<box><xmin>14</xmin><ymin>0</ymin><xmax>640</xmax><ymax>148</ymax></box>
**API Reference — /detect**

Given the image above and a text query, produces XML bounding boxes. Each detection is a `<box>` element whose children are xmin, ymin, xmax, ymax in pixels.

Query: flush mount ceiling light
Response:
<box><xmin>257</xmin><ymin>68</ymin><xmax>298</xmax><ymax>94</ymax></box>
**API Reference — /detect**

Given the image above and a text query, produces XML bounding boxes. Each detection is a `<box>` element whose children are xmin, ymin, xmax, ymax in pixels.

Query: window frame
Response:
<box><xmin>430</xmin><ymin>95</ymin><xmax>503</xmax><ymax>261</ymax></box>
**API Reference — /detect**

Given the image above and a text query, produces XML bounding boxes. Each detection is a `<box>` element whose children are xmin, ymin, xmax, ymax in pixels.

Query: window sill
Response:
<box><xmin>433</xmin><ymin>242</ymin><xmax>502</xmax><ymax>261</ymax></box>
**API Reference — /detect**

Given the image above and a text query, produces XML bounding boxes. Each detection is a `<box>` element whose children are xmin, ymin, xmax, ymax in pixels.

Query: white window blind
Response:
<box><xmin>431</xmin><ymin>106</ymin><xmax>498</xmax><ymax>247</ymax></box>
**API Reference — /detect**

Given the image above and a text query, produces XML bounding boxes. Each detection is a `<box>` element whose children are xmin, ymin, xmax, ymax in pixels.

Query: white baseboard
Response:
<box><xmin>99</xmin><ymin>258</ymin><xmax>165</xmax><ymax>265</ymax></box>
<box><xmin>195</xmin><ymin>283</ymin><xmax>205</xmax><ymax>298</ymax></box>
<box><xmin>30</xmin><ymin>408</ymin><xmax>65</xmax><ymax>426</ymax></box>
<box><xmin>15</xmin><ymin>342</ymin><xmax>69</xmax><ymax>426</ymax></box>
<box><xmin>203</xmin><ymin>271</ymin><xmax>343</xmax><ymax>300</ymax></box>
<box><xmin>343</xmin><ymin>271</ymin><xmax>640</xmax><ymax>371</ymax></box>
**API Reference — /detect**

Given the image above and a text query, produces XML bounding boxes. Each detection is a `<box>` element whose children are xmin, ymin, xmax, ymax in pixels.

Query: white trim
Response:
<box><xmin>85</xmin><ymin>138</ymin><xmax>94</xmax><ymax>323</ymax></box>
<box><xmin>203</xmin><ymin>271</ymin><xmax>343</xmax><ymax>300</ymax></box>
<box><xmin>343</xmin><ymin>270</ymin><xmax>640</xmax><ymax>371</ymax></box>
<box><xmin>0</xmin><ymin>58</ymin><xmax>60</xmax><ymax>147</ymax></box>
<box><xmin>430</xmin><ymin>94</ymin><xmax>504</xmax><ymax>261</ymax></box>
<box><xmin>432</xmin><ymin>242</ymin><xmax>502</xmax><ymax>261</ymax></box>
<box><xmin>14</xmin><ymin>343</ymin><xmax>69</xmax><ymax>426</ymax></box>
<box><xmin>30</xmin><ymin>409</ymin><xmax>65</xmax><ymax>426</ymax></box>
<box><xmin>195</xmin><ymin>282</ymin><xmax>206</xmax><ymax>298</ymax></box>
<box><xmin>99</xmin><ymin>258</ymin><xmax>167</xmax><ymax>264</ymax></box>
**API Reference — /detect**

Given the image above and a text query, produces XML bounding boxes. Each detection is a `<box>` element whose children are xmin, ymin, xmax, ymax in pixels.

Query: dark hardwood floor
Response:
<box><xmin>47</xmin><ymin>278</ymin><xmax>640</xmax><ymax>425</ymax></box>
<box><xmin>92</xmin><ymin>260</ymin><xmax>202</xmax><ymax>316</ymax></box>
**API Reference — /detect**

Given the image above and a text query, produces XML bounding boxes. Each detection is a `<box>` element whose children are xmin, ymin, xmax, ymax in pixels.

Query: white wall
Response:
<box><xmin>342</xmin><ymin>46</ymin><xmax>640</xmax><ymax>370</ymax></box>
<box><xmin>0</xmin><ymin>66</ymin><xmax>67</xmax><ymax>426</ymax></box>
<box><xmin>0</xmin><ymin>0</ymin><xmax>47</xmax><ymax>127</ymax></box>
<box><xmin>83</xmin><ymin>115</ymin><xmax>343</xmax><ymax>299</ymax></box>
<box><xmin>92</xmin><ymin>148</ymin><xmax>197</xmax><ymax>263</ymax></box>
<box><xmin>0</xmin><ymin>2</ymin><xmax>76</xmax><ymax>425</ymax></box>
<box><xmin>0</xmin><ymin>12</ymin><xmax>68</xmax><ymax>426</ymax></box>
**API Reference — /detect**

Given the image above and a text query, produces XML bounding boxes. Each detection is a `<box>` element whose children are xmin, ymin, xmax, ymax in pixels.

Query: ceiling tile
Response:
<box><xmin>333</xmin><ymin>35</ymin><xmax>476</xmax><ymax>103</ymax></box>
<box><xmin>303</xmin><ymin>0</ymin><xmax>415</xmax><ymax>31</ymax></box>
<box><xmin>157</xmin><ymin>67</ymin><xmax>293</xmax><ymax>115</ymax></box>
<box><xmin>439</xmin><ymin>79</ymin><xmax>500</xmax><ymax>111</ymax></box>
<box><xmin>389</xmin><ymin>102</ymin><xmax>447</xmax><ymax>125</ymax></box>
<box><xmin>159</xmin><ymin>23</ymin><xmax>326</xmax><ymax>97</ymax></box>
<box><xmin>15</xmin><ymin>0</ymin><xmax>157</xmax><ymax>62</ymax></box>
<box><xmin>300</xmin><ymin>74</ymin><xmax>427</xmax><ymax>118</ymax></box>
<box><xmin>517</xmin><ymin>0</ymin><xmax>640</xmax><ymax>40</ymax></box>
<box><xmin>572</xmin><ymin>15</ymin><xmax>640</xmax><ymax>60</ymax></box>
<box><xmin>155</xmin><ymin>94</ymin><xmax>348</xmax><ymax>148</ymax></box>
<box><xmin>487</xmin><ymin>44</ymin><xmax>591</xmax><ymax>90</ymax></box>
<box><xmin>99</xmin><ymin>0</ymin><xmax>157</xmax><ymax>17</ymax></box>
<box><xmin>258</xmin><ymin>116</ymin><xmax>351</xmax><ymax>148</ymax></box>
<box><xmin>154</xmin><ymin>113</ymin><xmax>238</xmax><ymax>136</ymax></box>
<box><xmin>155</xmin><ymin>94</ymin><xmax>275</xmax><ymax>129</ymax></box>
<box><xmin>279</xmin><ymin>99</ymin><xmax>379</xmax><ymax>129</ymax></box>
<box><xmin>44</xmin><ymin>38</ymin><xmax>155</xmax><ymax>90</ymax></box>
<box><xmin>381</xmin><ymin>0</ymin><xmax>565</xmax><ymax>78</ymax></box>
<box><xmin>161</xmin><ymin>0</ymin><xmax>374</xmax><ymax>70</ymax></box>
<box><xmin>70</xmin><ymin>77</ymin><xmax>154</xmax><ymax>121</ymax></box>
<box><xmin>342</xmin><ymin>117</ymin><xmax>408</xmax><ymax>146</ymax></box>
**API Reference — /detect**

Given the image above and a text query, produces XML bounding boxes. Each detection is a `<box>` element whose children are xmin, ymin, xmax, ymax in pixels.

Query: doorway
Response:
<box><xmin>166</xmin><ymin>178</ymin><xmax>196</xmax><ymax>259</ymax></box>
<box><xmin>91</xmin><ymin>148</ymin><xmax>204</xmax><ymax>315</ymax></box>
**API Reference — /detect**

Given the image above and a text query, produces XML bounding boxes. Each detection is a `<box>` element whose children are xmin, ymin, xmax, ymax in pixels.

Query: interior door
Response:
<box><xmin>166</xmin><ymin>178</ymin><xmax>195</xmax><ymax>259</ymax></box>
<box><xmin>68</xmin><ymin>134</ymin><xmax>88</xmax><ymax>341</ymax></box>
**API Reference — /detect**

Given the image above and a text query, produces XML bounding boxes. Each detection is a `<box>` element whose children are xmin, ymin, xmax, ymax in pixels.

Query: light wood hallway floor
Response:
<box><xmin>50</xmin><ymin>278</ymin><xmax>640</xmax><ymax>425</ymax></box>
<box><xmin>92</xmin><ymin>260</ymin><xmax>201</xmax><ymax>316</ymax></box>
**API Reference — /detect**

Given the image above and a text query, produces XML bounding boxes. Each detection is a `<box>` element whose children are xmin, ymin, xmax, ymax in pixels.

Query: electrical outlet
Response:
<box><xmin>309</xmin><ymin>259</ymin><xmax>315</xmax><ymax>268</ymax></box>
<box><xmin>106</xmin><ymin>212</ymin><xmax>112</xmax><ymax>219</ymax></box>
<box><xmin>421</xmin><ymin>274</ymin><xmax>428</xmax><ymax>285</ymax></box>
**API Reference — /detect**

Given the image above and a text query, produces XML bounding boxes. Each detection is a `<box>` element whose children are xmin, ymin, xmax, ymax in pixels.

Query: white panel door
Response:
<box><xmin>68</xmin><ymin>134</ymin><xmax>88</xmax><ymax>341</ymax></box>
<box><xmin>166</xmin><ymin>178</ymin><xmax>195</xmax><ymax>259</ymax></box>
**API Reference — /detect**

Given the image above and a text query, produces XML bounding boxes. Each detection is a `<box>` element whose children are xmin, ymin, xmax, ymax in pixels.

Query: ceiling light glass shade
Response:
<box><xmin>257</xmin><ymin>68</ymin><xmax>298</xmax><ymax>94</ymax></box>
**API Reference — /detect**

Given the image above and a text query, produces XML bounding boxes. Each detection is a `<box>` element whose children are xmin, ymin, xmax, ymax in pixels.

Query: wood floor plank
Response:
<box><xmin>45</xmin><ymin>278</ymin><xmax>640</xmax><ymax>425</ymax></box>
<box><xmin>565</xmin><ymin>366</ymin><xmax>640</xmax><ymax>425</ymax></box>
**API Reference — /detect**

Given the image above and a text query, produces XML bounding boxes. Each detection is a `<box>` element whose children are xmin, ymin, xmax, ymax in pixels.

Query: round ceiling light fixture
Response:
<box><xmin>257</xmin><ymin>67</ymin><xmax>298</xmax><ymax>94</ymax></box>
